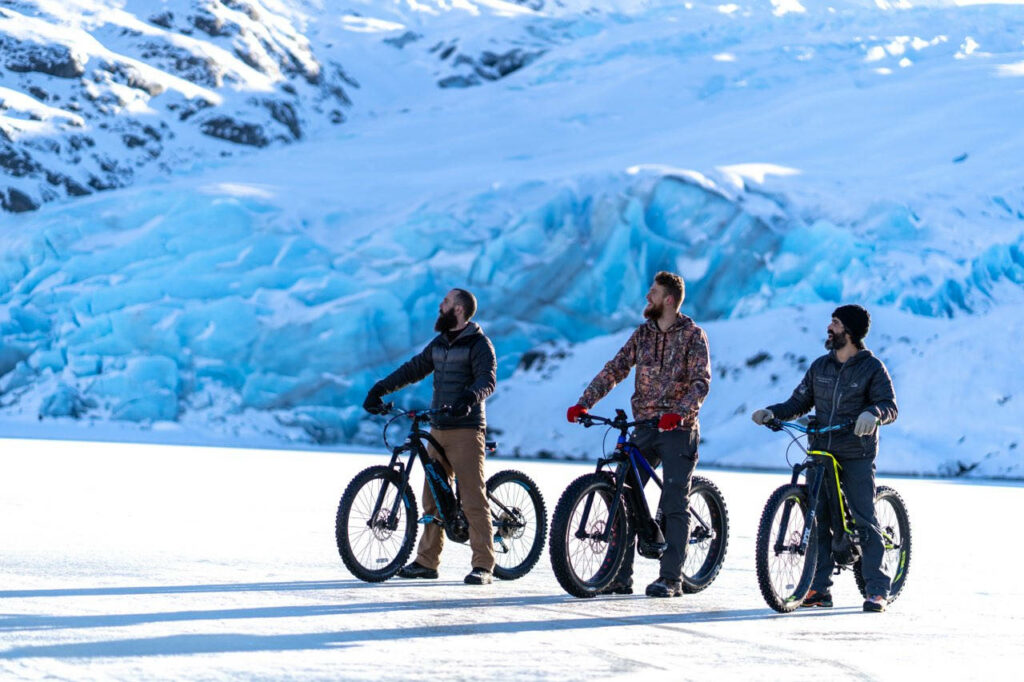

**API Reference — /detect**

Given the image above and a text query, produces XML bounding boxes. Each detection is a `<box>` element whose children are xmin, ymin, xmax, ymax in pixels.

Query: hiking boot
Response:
<box><xmin>397</xmin><ymin>562</ymin><xmax>438</xmax><ymax>579</ymax></box>
<box><xmin>863</xmin><ymin>594</ymin><xmax>887</xmax><ymax>613</ymax></box>
<box><xmin>645</xmin><ymin>577</ymin><xmax>682</xmax><ymax>598</ymax></box>
<box><xmin>464</xmin><ymin>567</ymin><xmax>493</xmax><ymax>585</ymax></box>
<box><xmin>801</xmin><ymin>590</ymin><xmax>833</xmax><ymax>608</ymax></box>
<box><xmin>599</xmin><ymin>578</ymin><xmax>634</xmax><ymax>595</ymax></box>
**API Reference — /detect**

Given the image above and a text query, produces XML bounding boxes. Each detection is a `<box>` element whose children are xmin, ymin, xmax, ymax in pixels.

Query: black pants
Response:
<box><xmin>617</xmin><ymin>426</ymin><xmax>699</xmax><ymax>582</ymax></box>
<box><xmin>810</xmin><ymin>457</ymin><xmax>891</xmax><ymax>597</ymax></box>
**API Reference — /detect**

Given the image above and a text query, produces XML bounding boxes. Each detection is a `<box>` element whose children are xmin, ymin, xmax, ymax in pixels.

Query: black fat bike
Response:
<box><xmin>549</xmin><ymin>409</ymin><xmax>730</xmax><ymax>598</ymax></box>
<box><xmin>335</xmin><ymin>406</ymin><xmax>547</xmax><ymax>582</ymax></box>
<box><xmin>755</xmin><ymin>417</ymin><xmax>912</xmax><ymax>612</ymax></box>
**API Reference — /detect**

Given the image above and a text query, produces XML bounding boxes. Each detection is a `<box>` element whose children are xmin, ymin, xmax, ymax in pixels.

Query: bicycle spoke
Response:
<box><xmin>766</xmin><ymin>497</ymin><xmax>807</xmax><ymax>599</ymax></box>
<box><xmin>683</xmin><ymin>493</ymin><xmax>713</xmax><ymax>576</ymax></box>
<box><xmin>347</xmin><ymin>478</ymin><xmax>404</xmax><ymax>569</ymax></box>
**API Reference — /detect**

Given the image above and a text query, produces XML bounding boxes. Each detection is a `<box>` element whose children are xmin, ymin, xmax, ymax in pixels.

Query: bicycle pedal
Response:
<box><xmin>637</xmin><ymin>540</ymin><xmax>667</xmax><ymax>559</ymax></box>
<box><xmin>418</xmin><ymin>515</ymin><xmax>440</xmax><ymax>525</ymax></box>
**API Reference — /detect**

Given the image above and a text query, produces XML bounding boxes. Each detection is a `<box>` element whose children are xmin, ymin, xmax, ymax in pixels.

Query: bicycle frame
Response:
<box><xmin>589</xmin><ymin>434</ymin><xmax>662</xmax><ymax>544</ymax></box>
<box><xmin>767</xmin><ymin>419</ymin><xmax>871</xmax><ymax>560</ymax></box>
<box><xmin>371</xmin><ymin>407</ymin><xmax>523</xmax><ymax>543</ymax></box>
<box><xmin>574</xmin><ymin>411</ymin><xmax>716</xmax><ymax>548</ymax></box>
<box><xmin>775</xmin><ymin>451</ymin><xmax>853</xmax><ymax>557</ymax></box>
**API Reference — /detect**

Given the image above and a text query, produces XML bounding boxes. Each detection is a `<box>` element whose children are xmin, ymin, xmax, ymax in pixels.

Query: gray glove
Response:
<box><xmin>751</xmin><ymin>409</ymin><xmax>774</xmax><ymax>425</ymax></box>
<box><xmin>854</xmin><ymin>411</ymin><xmax>879</xmax><ymax>436</ymax></box>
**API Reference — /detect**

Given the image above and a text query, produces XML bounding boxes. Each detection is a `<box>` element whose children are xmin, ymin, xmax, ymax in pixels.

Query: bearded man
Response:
<box><xmin>566</xmin><ymin>271</ymin><xmax>712</xmax><ymax>598</ymax></box>
<box><xmin>363</xmin><ymin>288</ymin><xmax>498</xmax><ymax>585</ymax></box>
<box><xmin>752</xmin><ymin>304</ymin><xmax>898</xmax><ymax>612</ymax></box>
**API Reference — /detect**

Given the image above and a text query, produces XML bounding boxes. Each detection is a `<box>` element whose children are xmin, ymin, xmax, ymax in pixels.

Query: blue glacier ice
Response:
<box><xmin>2</xmin><ymin>170</ymin><xmax>1023</xmax><ymax>442</ymax></box>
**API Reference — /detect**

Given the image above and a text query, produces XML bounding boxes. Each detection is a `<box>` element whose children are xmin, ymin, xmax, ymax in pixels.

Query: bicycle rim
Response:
<box><xmin>337</xmin><ymin>468</ymin><xmax>416</xmax><ymax>581</ymax></box>
<box><xmin>550</xmin><ymin>474</ymin><xmax>629</xmax><ymax>597</ymax></box>
<box><xmin>859</xmin><ymin>485</ymin><xmax>912</xmax><ymax>602</ymax></box>
<box><xmin>489</xmin><ymin>471</ymin><xmax>546</xmax><ymax>579</ymax></box>
<box><xmin>681</xmin><ymin>476</ymin><xmax>729</xmax><ymax>593</ymax></box>
<box><xmin>756</xmin><ymin>485</ymin><xmax>816</xmax><ymax>612</ymax></box>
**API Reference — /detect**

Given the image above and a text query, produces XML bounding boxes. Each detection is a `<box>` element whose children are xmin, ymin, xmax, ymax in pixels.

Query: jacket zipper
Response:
<box><xmin>827</xmin><ymin>361</ymin><xmax>845</xmax><ymax>451</ymax></box>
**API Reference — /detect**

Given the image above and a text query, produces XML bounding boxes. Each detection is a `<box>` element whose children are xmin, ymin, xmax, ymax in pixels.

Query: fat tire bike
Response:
<box><xmin>549</xmin><ymin>409</ymin><xmax>729</xmax><ymax>598</ymax></box>
<box><xmin>336</xmin><ymin>405</ymin><xmax>547</xmax><ymax>582</ymax></box>
<box><xmin>755</xmin><ymin>417</ymin><xmax>912</xmax><ymax>612</ymax></box>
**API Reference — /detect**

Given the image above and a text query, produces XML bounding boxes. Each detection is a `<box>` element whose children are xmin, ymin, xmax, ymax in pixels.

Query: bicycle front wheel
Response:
<box><xmin>549</xmin><ymin>472</ymin><xmax>631</xmax><ymax>598</ymax></box>
<box><xmin>681</xmin><ymin>475</ymin><xmax>730</xmax><ymax>593</ymax></box>
<box><xmin>335</xmin><ymin>465</ymin><xmax>418</xmax><ymax>582</ymax></box>
<box><xmin>487</xmin><ymin>469</ymin><xmax>548</xmax><ymax>580</ymax></box>
<box><xmin>855</xmin><ymin>485</ymin><xmax>912</xmax><ymax>603</ymax></box>
<box><xmin>755</xmin><ymin>484</ymin><xmax>818</xmax><ymax>612</ymax></box>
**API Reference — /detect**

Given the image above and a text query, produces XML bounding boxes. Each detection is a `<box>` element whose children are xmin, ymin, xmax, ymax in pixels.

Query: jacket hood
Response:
<box><xmin>828</xmin><ymin>348</ymin><xmax>875</xmax><ymax>367</ymax></box>
<box><xmin>643</xmin><ymin>312</ymin><xmax>694</xmax><ymax>334</ymax></box>
<box><xmin>437</xmin><ymin>321</ymin><xmax>484</xmax><ymax>345</ymax></box>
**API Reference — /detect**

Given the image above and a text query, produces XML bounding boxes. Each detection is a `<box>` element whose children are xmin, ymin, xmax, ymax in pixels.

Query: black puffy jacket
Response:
<box><xmin>767</xmin><ymin>349</ymin><xmax>898</xmax><ymax>460</ymax></box>
<box><xmin>374</xmin><ymin>322</ymin><xmax>496</xmax><ymax>430</ymax></box>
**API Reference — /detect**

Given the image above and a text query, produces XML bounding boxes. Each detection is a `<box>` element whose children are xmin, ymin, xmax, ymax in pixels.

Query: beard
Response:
<box><xmin>643</xmin><ymin>302</ymin><xmax>664</xmax><ymax>321</ymax></box>
<box><xmin>825</xmin><ymin>329</ymin><xmax>850</xmax><ymax>351</ymax></box>
<box><xmin>434</xmin><ymin>308</ymin><xmax>458</xmax><ymax>333</ymax></box>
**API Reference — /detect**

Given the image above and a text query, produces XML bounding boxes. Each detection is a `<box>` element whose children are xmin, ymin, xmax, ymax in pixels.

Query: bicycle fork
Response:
<box><xmin>368</xmin><ymin>446</ymin><xmax>418</xmax><ymax>532</ymax></box>
<box><xmin>773</xmin><ymin>466</ymin><xmax>824</xmax><ymax>556</ymax></box>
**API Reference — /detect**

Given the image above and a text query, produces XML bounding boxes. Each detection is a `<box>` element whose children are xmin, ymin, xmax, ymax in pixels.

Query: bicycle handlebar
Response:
<box><xmin>375</xmin><ymin>403</ymin><xmax>452</xmax><ymax>420</ymax></box>
<box><xmin>379</xmin><ymin>404</ymin><xmax>455</xmax><ymax>451</ymax></box>
<box><xmin>763</xmin><ymin>417</ymin><xmax>853</xmax><ymax>435</ymax></box>
<box><xmin>574</xmin><ymin>410</ymin><xmax>658</xmax><ymax>431</ymax></box>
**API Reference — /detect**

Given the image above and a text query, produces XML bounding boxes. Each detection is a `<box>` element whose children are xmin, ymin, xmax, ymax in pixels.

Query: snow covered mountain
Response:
<box><xmin>1</xmin><ymin>0</ymin><xmax>1022</xmax><ymax>477</ymax></box>
<box><xmin>1</xmin><ymin>0</ymin><xmax>361</xmax><ymax>212</ymax></box>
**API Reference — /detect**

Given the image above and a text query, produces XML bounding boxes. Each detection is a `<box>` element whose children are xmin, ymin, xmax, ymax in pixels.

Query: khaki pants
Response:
<box><xmin>415</xmin><ymin>428</ymin><xmax>495</xmax><ymax>572</ymax></box>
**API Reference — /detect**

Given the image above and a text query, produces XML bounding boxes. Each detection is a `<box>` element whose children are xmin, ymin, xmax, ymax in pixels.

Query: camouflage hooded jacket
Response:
<box><xmin>578</xmin><ymin>313</ymin><xmax>711</xmax><ymax>428</ymax></box>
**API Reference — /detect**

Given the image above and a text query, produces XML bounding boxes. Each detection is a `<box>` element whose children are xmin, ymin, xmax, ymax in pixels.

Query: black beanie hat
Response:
<box><xmin>832</xmin><ymin>304</ymin><xmax>870</xmax><ymax>343</ymax></box>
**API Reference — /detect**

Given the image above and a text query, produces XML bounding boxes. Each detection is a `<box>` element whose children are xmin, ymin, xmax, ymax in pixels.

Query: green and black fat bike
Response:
<box><xmin>335</xmin><ymin>405</ymin><xmax>547</xmax><ymax>582</ymax></box>
<box><xmin>755</xmin><ymin>417</ymin><xmax>912</xmax><ymax>613</ymax></box>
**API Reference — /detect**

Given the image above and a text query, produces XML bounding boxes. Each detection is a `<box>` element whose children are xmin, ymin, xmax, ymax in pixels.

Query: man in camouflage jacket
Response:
<box><xmin>567</xmin><ymin>271</ymin><xmax>711</xmax><ymax>598</ymax></box>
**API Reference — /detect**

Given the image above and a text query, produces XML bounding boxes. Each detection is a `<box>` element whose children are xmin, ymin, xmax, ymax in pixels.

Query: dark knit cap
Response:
<box><xmin>832</xmin><ymin>304</ymin><xmax>871</xmax><ymax>343</ymax></box>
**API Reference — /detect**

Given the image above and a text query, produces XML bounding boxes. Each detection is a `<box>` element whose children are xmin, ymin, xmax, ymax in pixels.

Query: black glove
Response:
<box><xmin>363</xmin><ymin>384</ymin><xmax>386</xmax><ymax>415</ymax></box>
<box><xmin>449</xmin><ymin>390</ymin><xmax>476</xmax><ymax>418</ymax></box>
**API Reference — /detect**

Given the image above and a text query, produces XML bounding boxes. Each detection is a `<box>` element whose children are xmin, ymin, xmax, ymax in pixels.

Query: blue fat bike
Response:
<box><xmin>755</xmin><ymin>417</ymin><xmax>912</xmax><ymax>612</ymax></box>
<box><xmin>335</xmin><ymin>406</ymin><xmax>547</xmax><ymax>582</ymax></box>
<box><xmin>549</xmin><ymin>409</ymin><xmax>730</xmax><ymax>598</ymax></box>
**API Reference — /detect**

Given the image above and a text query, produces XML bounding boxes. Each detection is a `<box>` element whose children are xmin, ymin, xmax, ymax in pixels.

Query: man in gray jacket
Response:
<box><xmin>363</xmin><ymin>288</ymin><xmax>497</xmax><ymax>585</ymax></box>
<box><xmin>752</xmin><ymin>304</ymin><xmax>898</xmax><ymax>612</ymax></box>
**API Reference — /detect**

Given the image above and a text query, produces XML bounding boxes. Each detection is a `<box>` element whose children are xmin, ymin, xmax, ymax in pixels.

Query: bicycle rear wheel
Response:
<box><xmin>335</xmin><ymin>466</ymin><xmax>418</xmax><ymax>582</ymax></box>
<box><xmin>549</xmin><ymin>472</ymin><xmax>631</xmax><ymax>598</ymax></box>
<box><xmin>487</xmin><ymin>469</ymin><xmax>548</xmax><ymax>580</ymax></box>
<box><xmin>681</xmin><ymin>475</ymin><xmax>730</xmax><ymax>593</ymax></box>
<box><xmin>755</xmin><ymin>484</ymin><xmax>817</xmax><ymax>612</ymax></box>
<box><xmin>855</xmin><ymin>485</ymin><xmax>912</xmax><ymax>603</ymax></box>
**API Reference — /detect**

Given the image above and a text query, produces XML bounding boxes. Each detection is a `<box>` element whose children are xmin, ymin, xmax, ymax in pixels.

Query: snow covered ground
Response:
<box><xmin>2</xmin><ymin>439</ymin><xmax>1022</xmax><ymax>680</ymax></box>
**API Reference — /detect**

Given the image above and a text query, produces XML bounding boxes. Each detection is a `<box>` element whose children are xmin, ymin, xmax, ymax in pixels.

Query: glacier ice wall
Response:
<box><xmin>2</xmin><ymin>170</ymin><xmax>1023</xmax><ymax>444</ymax></box>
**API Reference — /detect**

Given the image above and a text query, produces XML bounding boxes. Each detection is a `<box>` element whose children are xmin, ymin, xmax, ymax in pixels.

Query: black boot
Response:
<box><xmin>645</xmin><ymin>577</ymin><xmax>682</xmax><ymax>598</ymax></box>
<box><xmin>464</xmin><ymin>567</ymin><xmax>493</xmax><ymax>585</ymax></box>
<box><xmin>599</xmin><ymin>577</ymin><xmax>633</xmax><ymax>595</ymax></box>
<box><xmin>398</xmin><ymin>562</ymin><xmax>439</xmax><ymax>579</ymax></box>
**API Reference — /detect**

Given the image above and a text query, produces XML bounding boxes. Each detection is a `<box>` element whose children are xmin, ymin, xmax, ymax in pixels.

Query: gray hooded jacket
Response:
<box><xmin>767</xmin><ymin>349</ymin><xmax>898</xmax><ymax>460</ymax></box>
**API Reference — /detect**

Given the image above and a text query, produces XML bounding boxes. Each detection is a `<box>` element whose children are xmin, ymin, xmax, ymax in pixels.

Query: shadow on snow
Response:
<box><xmin>0</xmin><ymin>577</ymin><xmax>860</xmax><ymax>659</ymax></box>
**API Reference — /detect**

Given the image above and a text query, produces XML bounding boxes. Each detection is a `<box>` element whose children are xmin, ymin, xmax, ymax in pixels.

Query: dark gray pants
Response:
<box><xmin>810</xmin><ymin>457</ymin><xmax>891</xmax><ymax>597</ymax></box>
<box><xmin>617</xmin><ymin>426</ymin><xmax>698</xmax><ymax>582</ymax></box>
